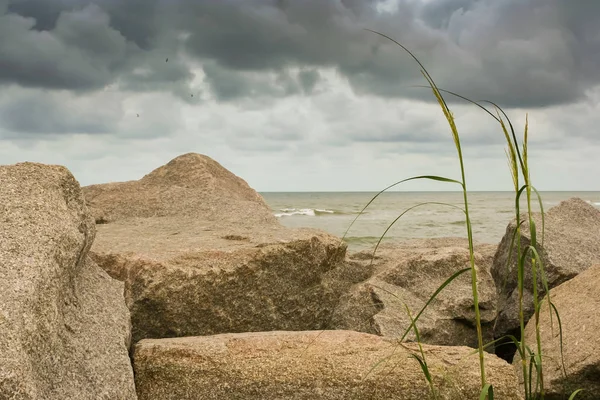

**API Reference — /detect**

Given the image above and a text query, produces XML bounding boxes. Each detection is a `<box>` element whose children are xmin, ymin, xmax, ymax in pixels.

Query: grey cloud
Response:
<box><xmin>0</xmin><ymin>4</ymin><xmax>132</xmax><ymax>90</ymax></box>
<box><xmin>419</xmin><ymin>0</ymin><xmax>475</xmax><ymax>30</ymax></box>
<box><xmin>7</xmin><ymin>0</ymin><xmax>163</xmax><ymax>49</ymax></box>
<box><xmin>298</xmin><ymin>69</ymin><xmax>321</xmax><ymax>93</ymax></box>
<box><xmin>118</xmin><ymin>57</ymin><xmax>196</xmax><ymax>95</ymax></box>
<box><xmin>202</xmin><ymin>61</ymin><xmax>302</xmax><ymax>101</ymax></box>
<box><xmin>1</xmin><ymin>0</ymin><xmax>191</xmax><ymax>97</ymax></box>
<box><xmin>346</xmin><ymin>119</ymin><xmax>446</xmax><ymax>144</ymax></box>
<box><xmin>1</xmin><ymin>0</ymin><xmax>599</xmax><ymax>108</ymax></box>
<box><xmin>0</xmin><ymin>90</ymin><xmax>119</xmax><ymax>137</ymax></box>
<box><xmin>178</xmin><ymin>0</ymin><xmax>599</xmax><ymax>107</ymax></box>
<box><xmin>7</xmin><ymin>0</ymin><xmax>82</xmax><ymax>31</ymax></box>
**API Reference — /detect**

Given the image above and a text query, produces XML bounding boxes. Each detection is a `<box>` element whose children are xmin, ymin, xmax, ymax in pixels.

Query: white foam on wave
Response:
<box><xmin>315</xmin><ymin>208</ymin><xmax>335</xmax><ymax>214</ymax></box>
<box><xmin>275</xmin><ymin>208</ymin><xmax>335</xmax><ymax>217</ymax></box>
<box><xmin>582</xmin><ymin>200</ymin><xmax>600</xmax><ymax>206</ymax></box>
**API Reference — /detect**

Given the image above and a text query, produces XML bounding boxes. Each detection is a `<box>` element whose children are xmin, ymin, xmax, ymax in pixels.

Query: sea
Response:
<box><xmin>261</xmin><ymin>191</ymin><xmax>600</xmax><ymax>252</ymax></box>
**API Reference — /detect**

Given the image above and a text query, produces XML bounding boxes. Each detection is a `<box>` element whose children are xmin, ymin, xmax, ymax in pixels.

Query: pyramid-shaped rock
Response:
<box><xmin>83</xmin><ymin>153</ymin><xmax>277</xmax><ymax>227</ymax></box>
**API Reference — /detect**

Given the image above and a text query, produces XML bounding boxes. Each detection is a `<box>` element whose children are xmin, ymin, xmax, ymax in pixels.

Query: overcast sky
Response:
<box><xmin>1</xmin><ymin>0</ymin><xmax>598</xmax><ymax>191</ymax></box>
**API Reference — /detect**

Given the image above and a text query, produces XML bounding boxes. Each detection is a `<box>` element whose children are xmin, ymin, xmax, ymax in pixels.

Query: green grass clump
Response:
<box><xmin>341</xmin><ymin>30</ymin><xmax>583</xmax><ymax>400</ymax></box>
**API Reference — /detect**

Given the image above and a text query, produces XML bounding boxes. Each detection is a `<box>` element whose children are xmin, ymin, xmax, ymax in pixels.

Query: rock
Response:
<box><xmin>90</xmin><ymin>217</ymin><xmax>359</xmax><ymax>343</ymax></box>
<box><xmin>0</xmin><ymin>162</ymin><xmax>136</xmax><ymax>400</ymax></box>
<box><xmin>87</xmin><ymin>154</ymin><xmax>365</xmax><ymax>343</ymax></box>
<box><xmin>83</xmin><ymin>153</ymin><xmax>277</xmax><ymax>227</ymax></box>
<box><xmin>133</xmin><ymin>330</ymin><xmax>522</xmax><ymax>400</ymax></box>
<box><xmin>330</xmin><ymin>238</ymin><xmax>498</xmax><ymax>349</ymax></box>
<box><xmin>513</xmin><ymin>264</ymin><xmax>600</xmax><ymax>399</ymax></box>
<box><xmin>492</xmin><ymin>198</ymin><xmax>600</xmax><ymax>337</ymax></box>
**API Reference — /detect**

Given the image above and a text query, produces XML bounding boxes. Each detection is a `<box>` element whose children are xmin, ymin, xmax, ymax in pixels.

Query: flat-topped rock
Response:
<box><xmin>492</xmin><ymin>198</ymin><xmax>600</xmax><ymax>337</ymax></box>
<box><xmin>90</xmin><ymin>216</ymin><xmax>362</xmax><ymax>343</ymax></box>
<box><xmin>133</xmin><ymin>330</ymin><xmax>522</xmax><ymax>400</ymax></box>
<box><xmin>331</xmin><ymin>238</ymin><xmax>498</xmax><ymax>349</ymax></box>
<box><xmin>0</xmin><ymin>162</ymin><xmax>136</xmax><ymax>400</ymax></box>
<box><xmin>83</xmin><ymin>153</ymin><xmax>277</xmax><ymax>227</ymax></box>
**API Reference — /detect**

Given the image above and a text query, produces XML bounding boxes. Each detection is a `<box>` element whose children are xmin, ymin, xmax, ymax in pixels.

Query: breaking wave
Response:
<box><xmin>275</xmin><ymin>208</ymin><xmax>337</xmax><ymax>217</ymax></box>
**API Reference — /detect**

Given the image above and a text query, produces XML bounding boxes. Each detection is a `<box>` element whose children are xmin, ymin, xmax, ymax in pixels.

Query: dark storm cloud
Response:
<box><xmin>0</xmin><ymin>91</ymin><xmax>118</xmax><ymax>136</ymax></box>
<box><xmin>202</xmin><ymin>61</ymin><xmax>326</xmax><ymax>100</ymax></box>
<box><xmin>202</xmin><ymin>61</ymin><xmax>302</xmax><ymax>101</ymax></box>
<box><xmin>176</xmin><ymin>0</ymin><xmax>600</xmax><ymax>107</ymax></box>
<box><xmin>7</xmin><ymin>0</ymin><xmax>163</xmax><ymax>49</ymax></box>
<box><xmin>0</xmin><ymin>3</ymin><xmax>130</xmax><ymax>90</ymax></box>
<box><xmin>1</xmin><ymin>0</ymin><xmax>188</xmax><ymax>94</ymax></box>
<box><xmin>1</xmin><ymin>0</ymin><xmax>599</xmax><ymax>107</ymax></box>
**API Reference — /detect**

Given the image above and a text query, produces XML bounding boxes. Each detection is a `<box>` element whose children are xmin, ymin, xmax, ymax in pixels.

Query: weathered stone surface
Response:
<box><xmin>133</xmin><ymin>330</ymin><xmax>522</xmax><ymax>400</ymax></box>
<box><xmin>492</xmin><ymin>198</ymin><xmax>600</xmax><ymax>337</ymax></box>
<box><xmin>90</xmin><ymin>217</ymin><xmax>359</xmax><ymax>343</ymax></box>
<box><xmin>87</xmin><ymin>154</ymin><xmax>365</xmax><ymax>343</ymax></box>
<box><xmin>0</xmin><ymin>163</ymin><xmax>136</xmax><ymax>400</ymax></box>
<box><xmin>513</xmin><ymin>264</ymin><xmax>600</xmax><ymax>400</ymax></box>
<box><xmin>330</xmin><ymin>238</ymin><xmax>498</xmax><ymax>349</ymax></box>
<box><xmin>83</xmin><ymin>153</ymin><xmax>277</xmax><ymax>227</ymax></box>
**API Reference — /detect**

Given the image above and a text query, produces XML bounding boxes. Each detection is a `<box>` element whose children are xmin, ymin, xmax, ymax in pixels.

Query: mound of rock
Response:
<box><xmin>133</xmin><ymin>330</ymin><xmax>522</xmax><ymax>400</ymax></box>
<box><xmin>492</xmin><ymin>198</ymin><xmax>600</xmax><ymax>337</ymax></box>
<box><xmin>83</xmin><ymin>153</ymin><xmax>277</xmax><ymax>227</ymax></box>
<box><xmin>86</xmin><ymin>154</ymin><xmax>362</xmax><ymax>343</ymax></box>
<box><xmin>0</xmin><ymin>163</ymin><xmax>136</xmax><ymax>399</ymax></box>
<box><xmin>330</xmin><ymin>238</ymin><xmax>498</xmax><ymax>349</ymax></box>
<box><xmin>514</xmin><ymin>264</ymin><xmax>600</xmax><ymax>399</ymax></box>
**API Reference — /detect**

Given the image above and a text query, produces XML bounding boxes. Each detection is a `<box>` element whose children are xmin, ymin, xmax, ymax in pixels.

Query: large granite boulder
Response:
<box><xmin>85</xmin><ymin>154</ymin><xmax>363</xmax><ymax>343</ymax></box>
<box><xmin>83</xmin><ymin>152</ymin><xmax>277</xmax><ymax>227</ymax></box>
<box><xmin>91</xmin><ymin>221</ymin><xmax>359</xmax><ymax>343</ymax></box>
<box><xmin>492</xmin><ymin>198</ymin><xmax>600</xmax><ymax>337</ymax></box>
<box><xmin>133</xmin><ymin>330</ymin><xmax>522</xmax><ymax>400</ymax></box>
<box><xmin>330</xmin><ymin>238</ymin><xmax>498</xmax><ymax>349</ymax></box>
<box><xmin>0</xmin><ymin>163</ymin><xmax>136</xmax><ymax>399</ymax></box>
<box><xmin>513</xmin><ymin>264</ymin><xmax>600</xmax><ymax>399</ymax></box>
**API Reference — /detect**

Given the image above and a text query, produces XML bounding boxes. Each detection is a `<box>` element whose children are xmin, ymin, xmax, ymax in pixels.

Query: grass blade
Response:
<box><xmin>400</xmin><ymin>267</ymin><xmax>470</xmax><ymax>341</ymax></box>
<box><xmin>342</xmin><ymin>175</ymin><xmax>462</xmax><ymax>241</ymax></box>
<box><xmin>369</xmin><ymin>201</ymin><xmax>465</xmax><ymax>264</ymax></box>
<box><xmin>479</xmin><ymin>383</ymin><xmax>494</xmax><ymax>400</ymax></box>
<box><xmin>409</xmin><ymin>354</ymin><xmax>432</xmax><ymax>383</ymax></box>
<box><xmin>569</xmin><ymin>389</ymin><xmax>584</xmax><ymax>399</ymax></box>
<box><xmin>549</xmin><ymin>301</ymin><xmax>567</xmax><ymax>380</ymax></box>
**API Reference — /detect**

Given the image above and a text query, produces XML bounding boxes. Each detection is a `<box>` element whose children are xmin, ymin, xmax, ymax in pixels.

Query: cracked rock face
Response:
<box><xmin>491</xmin><ymin>197</ymin><xmax>600</xmax><ymax>338</ymax></box>
<box><xmin>90</xmin><ymin>220</ymin><xmax>357</xmax><ymax>343</ymax></box>
<box><xmin>330</xmin><ymin>238</ymin><xmax>498</xmax><ymax>349</ymax></box>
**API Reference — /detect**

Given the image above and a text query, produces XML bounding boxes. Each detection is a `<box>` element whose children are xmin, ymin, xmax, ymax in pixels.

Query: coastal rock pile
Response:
<box><xmin>84</xmin><ymin>153</ymin><xmax>359</xmax><ymax>342</ymax></box>
<box><xmin>5</xmin><ymin>153</ymin><xmax>598</xmax><ymax>399</ymax></box>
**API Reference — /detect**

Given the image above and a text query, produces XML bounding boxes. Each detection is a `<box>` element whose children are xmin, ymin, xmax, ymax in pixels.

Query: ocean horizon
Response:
<box><xmin>261</xmin><ymin>191</ymin><xmax>600</xmax><ymax>252</ymax></box>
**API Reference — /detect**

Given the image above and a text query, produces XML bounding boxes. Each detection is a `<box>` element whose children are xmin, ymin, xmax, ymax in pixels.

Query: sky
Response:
<box><xmin>0</xmin><ymin>0</ymin><xmax>599</xmax><ymax>191</ymax></box>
